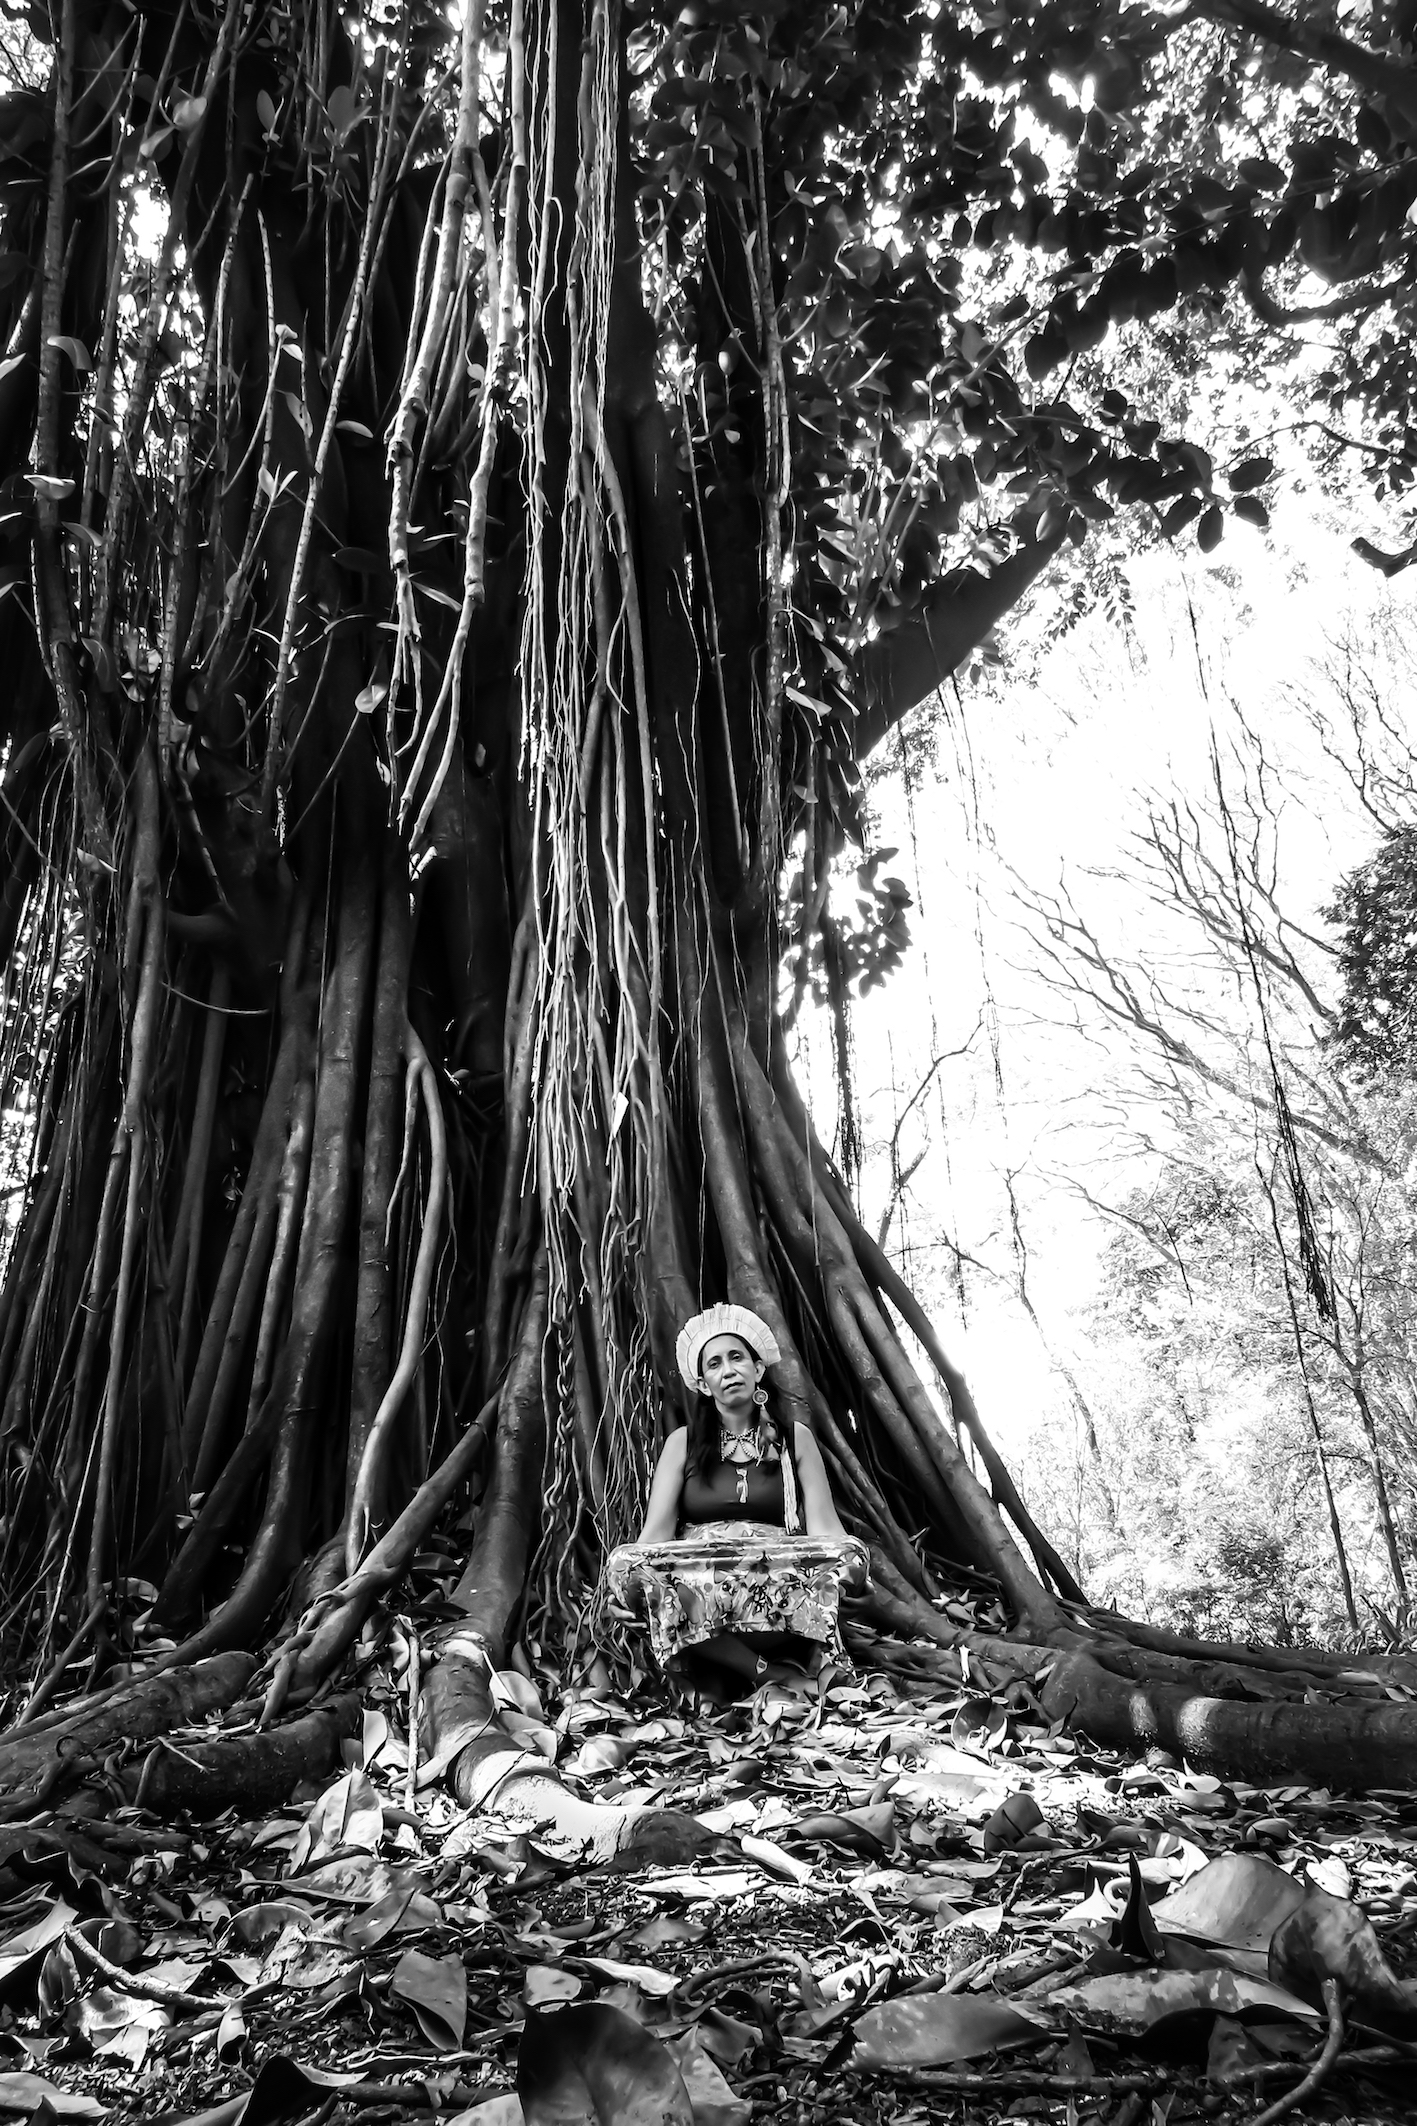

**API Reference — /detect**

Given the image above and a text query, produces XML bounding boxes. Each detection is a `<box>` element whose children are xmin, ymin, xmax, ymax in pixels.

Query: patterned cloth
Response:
<box><xmin>604</xmin><ymin>1524</ymin><xmax>864</xmax><ymax>1670</ymax></box>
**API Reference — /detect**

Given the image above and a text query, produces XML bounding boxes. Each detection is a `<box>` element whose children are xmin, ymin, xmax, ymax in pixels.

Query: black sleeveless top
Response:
<box><xmin>681</xmin><ymin>1451</ymin><xmax>788</xmax><ymax>1529</ymax></box>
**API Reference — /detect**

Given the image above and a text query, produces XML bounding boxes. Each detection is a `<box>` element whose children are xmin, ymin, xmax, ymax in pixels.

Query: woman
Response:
<box><xmin>605</xmin><ymin>1303</ymin><xmax>868</xmax><ymax>1692</ymax></box>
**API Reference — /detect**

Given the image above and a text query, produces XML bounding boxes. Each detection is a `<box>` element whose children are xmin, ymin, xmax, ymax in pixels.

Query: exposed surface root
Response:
<box><xmin>120</xmin><ymin>1690</ymin><xmax>362</xmax><ymax>1815</ymax></box>
<box><xmin>0</xmin><ymin>1651</ymin><xmax>255</xmax><ymax>1802</ymax></box>
<box><xmin>1044</xmin><ymin>1647</ymin><xmax>1417</xmax><ymax>1786</ymax></box>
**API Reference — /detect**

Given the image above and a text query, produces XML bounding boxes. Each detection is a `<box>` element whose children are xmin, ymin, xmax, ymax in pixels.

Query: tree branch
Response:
<box><xmin>1243</xmin><ymin>270</ymin><xmax>1408</xmax><ymax>328</ymax></box>
<box><xmin>1190</xmin><ymin>0</ymin><xmax>1417</xmax><ymax>118</ymax></box>
<box><xmin>852</xmin><ymin>520</ymin><xmax>1065</xmax><ymax>757</ymax></box>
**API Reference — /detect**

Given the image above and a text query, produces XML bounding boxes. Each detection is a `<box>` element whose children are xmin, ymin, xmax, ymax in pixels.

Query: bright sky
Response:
<box><xmin>789</xmin><ymin>504</ymin><xmax>1407</xmax><ymax>1472</ymax></box>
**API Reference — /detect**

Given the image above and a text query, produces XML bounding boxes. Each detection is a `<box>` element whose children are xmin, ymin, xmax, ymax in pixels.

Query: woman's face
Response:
<box><xmin>698</xmin><ymin>1334</ymin><xmax>764</xmax><ymax>1417</ymax></box>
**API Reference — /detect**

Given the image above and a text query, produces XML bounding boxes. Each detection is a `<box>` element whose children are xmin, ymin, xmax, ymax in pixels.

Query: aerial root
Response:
<box><xmin>347</xmin><ymin>1021</ymin><xmax>449</xmax><ymax>1574</ymax></box>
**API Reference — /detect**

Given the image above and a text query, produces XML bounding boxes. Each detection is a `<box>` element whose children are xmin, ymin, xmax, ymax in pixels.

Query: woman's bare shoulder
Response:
<box><xmin>658</xmin><ymin>1427</ymin><xmax>689</xmax><ymax>1468</ymax></box>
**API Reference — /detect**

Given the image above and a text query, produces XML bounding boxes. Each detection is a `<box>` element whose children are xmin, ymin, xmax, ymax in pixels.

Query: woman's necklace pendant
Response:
<box><xmin>722</xmin><ymin>1421</ymin><xmax>761</xmax><ymax>1510</ymax></box>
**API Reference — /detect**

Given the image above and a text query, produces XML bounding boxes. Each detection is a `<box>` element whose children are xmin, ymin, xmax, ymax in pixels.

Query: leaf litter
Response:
<box><xmin>0</xmin><ymin>1627</ymin><xmax>1415</xmax><ymax>2126</ymax></box>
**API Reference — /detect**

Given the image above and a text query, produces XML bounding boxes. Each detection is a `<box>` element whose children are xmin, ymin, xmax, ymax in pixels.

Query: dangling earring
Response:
<box><xmin>752</xmin><ymin>1385</ymin><xmax>768</xmax><ymax>1408</ymax></box>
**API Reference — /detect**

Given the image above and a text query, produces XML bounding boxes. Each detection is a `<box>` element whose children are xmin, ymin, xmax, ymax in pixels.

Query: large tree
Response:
<box><xmin>5</xmin><ymin>0</ymin><xmax>1417</xmax><ymax>1821</ymax></box>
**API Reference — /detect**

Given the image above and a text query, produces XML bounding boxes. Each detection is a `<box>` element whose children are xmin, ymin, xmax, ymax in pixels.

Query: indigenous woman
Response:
<box><xmin>605</xmin><ymin>1304</ymin><xmax>868</xmax><ymax>1692</ymax></box>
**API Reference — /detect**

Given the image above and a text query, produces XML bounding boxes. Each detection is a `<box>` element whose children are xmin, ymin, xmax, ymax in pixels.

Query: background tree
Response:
<box><xmin>999</xmin><ymin>610</ymin><xmax>1417</xmax><ymax>1642</ymax></box>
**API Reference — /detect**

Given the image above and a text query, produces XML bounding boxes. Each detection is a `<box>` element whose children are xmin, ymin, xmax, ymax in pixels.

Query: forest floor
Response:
<box><xmin>3</xmin><ymin>1611</ymin><xmax>1417</xmax><ymax>2126</ymax></box>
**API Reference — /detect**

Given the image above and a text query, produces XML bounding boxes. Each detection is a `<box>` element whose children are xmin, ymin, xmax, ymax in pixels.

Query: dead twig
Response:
<box><xmin>65</xmin><ymin>1925</ymin><xmax>226</xmax><ymax>2012</ymax></box>
<box><xmin>1249</xmin><ymin>1975</ymin><xmax>1345</xmax><ymax>2126</ymax></box>
<box><xmin>673</xmin><ymin>1951</ymin><xmax>799</xmax><ymax>1999</ymax></box>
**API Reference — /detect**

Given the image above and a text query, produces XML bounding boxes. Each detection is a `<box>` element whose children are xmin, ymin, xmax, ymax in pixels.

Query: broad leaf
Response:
<box><xmin>45</xmin><ymin>335</ymin><xmax>90</xmax><ymax>371</ymax></box>
<box><xmin>518</xmin><ymin>2004</ymin><xmax>694</xmax><ymax>2126</ymax></box>
<box><xmin>850</xmin><ymin>1993</ymin><xmax>1048</xmax><ymax>2067</ymax></box>
<box><xmin>1269</xmin><ymin>1889</ymin><xmax>1417</xmax><ymax>2032</ymax></box>
<box><xmin>447</xmin><ymin>2102</ymin><xmax>524</xmax><ymax>2126</ymax></box>
<box><xmin>230</xmin><ymin>1899</ymin><xmax>318</xmax><ymax>1945</ymax></box>
<box><xmin>0</xmin><ymin>2074</ymin><xmax>103</xmax><ymax>2119</ymax></box>
<box><xmin>342</xmin><ymin>1882</ymin><xmax>441</xmax><ymax>1951</ymax></box>
<box><xmin>665</xmin><ymin>2031</ymin><xmax>750</xmax><ymax>2126</ymax></box>
<box><xmin>289</xmin><ymin>1768</ymin><xmax>383</xmax><ymax>1871</ymax></box>
<box><xmin>392</xmin><ymin>1948</ymin><xmax>468</xmax><ymax>2050</ymax></box>
<box><xmin>579</xmin><ymin>1957</ymin><xmax>678</xmax><ymax>1997</ymax></box>
<box><xmin>524</xmin><ymin>1965</ymin><xmax>582</xmax><ymax>2007</ymax></box>
<box><xmin>1047</xmin><ymin>1965</ymin><xmax>1316</xmax><ymax>2039</ymax></box>
<box><xmin>1151</xmin><ymin>1853</ymin><xmax>1306</xmax><ymax>1956</ymax></box>
<box><xmin>0</xmin><ymin>1898</ymin><xmax>77</xmax><ymax>1997</ymax></box>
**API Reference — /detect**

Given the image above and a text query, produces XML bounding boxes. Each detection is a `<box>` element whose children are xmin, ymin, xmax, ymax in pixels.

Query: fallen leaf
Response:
<box><xmin>518</xmin><ymin>2004</ymin><xmax>693</xmax><ymax>2126</ymax></box>
<box><xmin>1111</xmin><ymin>1852</ymin><xmax>1163</xmax><ymax>1962</ymax></box>
<box><xmin>1269</xmin><ymin>1888</ymin><xmax>1417</xmax><ymax>2032</ymax></box>
<box><xmin>579</xmin><ymin>1957</ymin><xmax>678</xmax><ymax>1997</ymax></box>
<box><xmin>0</xmin><ymin>2073</ymin><xmax>103</xmax><ymax>2118</ymax></box>
<box><xmin>983</xmin><ymin>1792</ymin><xmax>1046</xmax><ymax>1853</ymax></box>
<box><xmin>787</xmin><ymin>1810</ymin><xmax>887</xmax><ymax>1856</ymax></box>
<box><xmin>629</xmin><ymin>1916</ymin><xmax>705</xmax><ymax>1951</ymax></box>
<box><xmin>666</xmin><ymin>2029</ymin><xmax>750</xmax><ymax>2126</ymax></box>
<box><xmin>392</xmin><ymin>1948</ymin><xmax>468</xmax><ymax>2049</ymax></box>
<box><xmin>1206</xmin><ymin>2013</ymin><xmax>1269</xmax><ymax>2082</ymax></box>
<box><xmin>1304</xmin><ymin>1853</ymin><xmax>1352</xmax><ymax>1901</ymax></box>
<box><xmin>1047</xmin><ymin>1965</ymin><xmax>1317</xmax><ymax>2039</ymax></box>
<box><xmin>140</xmin><ymin>1956</ymin><xmax>207</xmax><ymax>1992</ymax></box>
<box><xmin>566</xmin><ymin>1736</ymin><xmax>630</xmax><ymax>1777</ymax></box>
<box><xmin>850</xmin><ymin>1993</ymin><xmax>1049</xmax><ymax>2068</ymax></box>
<box><xmin>644</xmin><ymin>1871</ymin><xmax>758</xmax><ymax>1902</ymax></box>
<box><xmin>288</xmin><ymin>1857</ymin><xmax>414</xmax><ymax>1904</ymax></box>
<box><xmin>0</xmin><ymin>1901</ymin><xmax>78</xmax><ymax>2002</ymax></box>
<box><xmin>342</xmin><ymin>1882</ymin><xmax>442</xmax><ymax>1951</ymax></box>
<box><xmin>524</xmin><ymin>1964</ymin><xmax>582</xmax><ymax>2007</ymax></box>
<box><xmin>75</xmin><ymin>1920</ymin><xmax>141</xmax><ymax>1968</ymax></box>
<box><xmin>213</xmin><ymin>2055</ymin><xmax>363</xmax><ymax>2126</ymax></box>
<box><xmin>1151</xmin><ymin>1853</ymin><xmax>1306</xmax><ymax>1957</ymax></box>
<box><xmin>888</xmin><ymin>1768</ymin><xmax>1004</xmax><ymax>1813</ymax></box>
<box><xmin>231</xmin><ymin>1899</ymin><xmax>319</xmax><ymax>1945</ymax></box>
<box><xmin>500</xmin><ymin>1710</ymin><xmax>561</xmax><ymax>1762</ymax></box>
<box><xmin>260</xmin><ymin>1933</ymin><xmax>357</xmax><ymax>1993</ymax></box>
<box><xmin>73</xmin><ymin>1987</ymin><xmax>167</xmax><ymax>2068</ymax></box>
<box><xmin>447</xmin><ymin>2101</ymin><xmax>523</xmax><ymax>2126</ymax></box>
<box><xmin>740</xmin><ymin>1835</ymin><xmax>811</xmax><ymax>1883</ymax></box>
<box><xmin>692</xmin><ymin>2008</ymin><xmax>758</xmax><ymax>2066</ymax></box>
<box><xmin>217</xmin><ymin>1999</ymin><xmax>246</xmax><ymax>2062</ymax></box>
<box><xmin>289</xmin><ymin>1768</ymin><xmax>384</xmax><ymax>1871</ymax></box>
<box><xmin>491</xmin><ymin>1669</ymin><xmax>545</xmax><ymax>1720</ymax></box>
<box><xmin>1054</xmin><ymin>2028</ymin><xmax>1094</xmax><ymax>2079</ymax></box>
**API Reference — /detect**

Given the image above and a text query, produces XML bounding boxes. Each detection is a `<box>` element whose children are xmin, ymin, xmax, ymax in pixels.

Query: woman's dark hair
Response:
<box><xmin>683</xmin><ymin>1372</ymin><xmax>789</xmax><ymax>1481</ymax></box>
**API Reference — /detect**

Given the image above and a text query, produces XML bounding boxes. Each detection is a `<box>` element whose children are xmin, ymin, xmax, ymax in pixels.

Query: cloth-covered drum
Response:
<box><xmin>604</xmin><ymin>1525</ymin><xmax>864</xmax><ymax>1669</ymax></box>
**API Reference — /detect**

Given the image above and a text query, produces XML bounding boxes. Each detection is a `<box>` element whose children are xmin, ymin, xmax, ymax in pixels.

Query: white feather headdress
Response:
<box><xmin>675</xmin><ymin>1303</ymin><xmax>782</xmax><ymax>1389</ymax></box>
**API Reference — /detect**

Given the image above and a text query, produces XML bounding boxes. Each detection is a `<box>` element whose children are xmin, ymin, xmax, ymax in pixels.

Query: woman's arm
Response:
<box><xmin>637</xmin><ymin>1428</ymin><xmax>688</xmax><ymax>1542</ymax></box>
<box><xmin>793</xmin><ymin>1423</ymin><xmax>850</xmax><ymax>1542</ymax></box>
